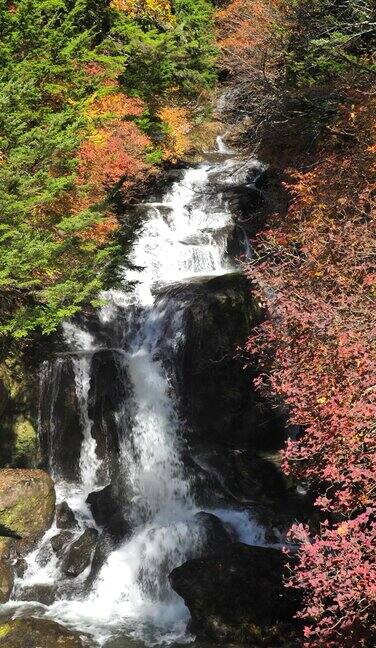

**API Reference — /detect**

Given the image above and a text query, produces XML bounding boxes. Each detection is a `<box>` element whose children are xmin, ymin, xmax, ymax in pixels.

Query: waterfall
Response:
<box><xmin>61</xmin><ymin>323</ymin><xmax>102</xmax><ymax>495</ymax></box>
<box><xmin>6</xmin><ymin>139</ymin><xmax>266</xmax><ymax>646</ymax></box>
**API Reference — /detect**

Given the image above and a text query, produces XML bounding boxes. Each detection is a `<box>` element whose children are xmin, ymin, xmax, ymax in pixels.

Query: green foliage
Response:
<box><xmin>113</xmin><ymin>0</ymin><xmax>217</xmax><ymax>100</ymax></box>
<box><xmin>0</xmin><ymin>0</ymin><xmax>217</xmax><ymax>348</ymax></box>
<box><xmin>286</xmin><ymin>0</ymin><xmax>376</xmax><ymax>85</ymax></box>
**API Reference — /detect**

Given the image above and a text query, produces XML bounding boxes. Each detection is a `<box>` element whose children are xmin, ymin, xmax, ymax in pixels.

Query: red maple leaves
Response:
<box><xmin>245</xmin><ymin>98</ymin><xmax>376</xmax><ymax>645</ymax></box>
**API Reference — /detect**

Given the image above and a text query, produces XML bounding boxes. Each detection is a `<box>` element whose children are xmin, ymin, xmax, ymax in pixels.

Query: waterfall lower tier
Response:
<box><xmin>4</xmin><ymin>139</ymin><xmax>272</xmax><ymax>647</ymax></box>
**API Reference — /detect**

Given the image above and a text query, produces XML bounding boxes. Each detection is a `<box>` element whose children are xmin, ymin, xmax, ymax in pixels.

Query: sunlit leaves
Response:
<box><xmin>245</xmin><ymin>91</ymin><xmax>376</xmax><ymax>646</ymax></box>
<box><xmin>158</xmin><ymin>106</ymin><xmax>190</xmax><ymax>160</ymax></box>
<box><xmin>110</xmin><ymin>0</ymin><xmax>175</xmax><ymax>25</ymax></box>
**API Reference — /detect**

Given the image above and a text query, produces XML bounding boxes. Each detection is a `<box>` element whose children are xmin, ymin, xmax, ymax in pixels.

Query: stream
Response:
<box><xmin>4</xmin><ymin>137</ymin><xmax>269</xmax><ymax>646</ymax></box>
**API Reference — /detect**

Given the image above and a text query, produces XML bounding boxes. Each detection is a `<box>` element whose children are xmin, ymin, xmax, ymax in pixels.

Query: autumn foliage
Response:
<box><xmin>158</xmin><ymin>106</ymin><xmax>191</xmax><ymax>160</ymax></box>
<box><xmin>245</xmin><ymin>96</ymin><xmax>376</xmax><ymax>646</ymax></box>
<box><xmin>77</xmin><ymin>91</ymin><xmax>151</xmax><ymax>202</ymax></box>
<box><xmin>216</xmin><ymin>0</ymin><xmax>376</xmax><ymax>645</ymax></box>
<box><xmin>0</xmin><ymin>0</ymin><xmax>217</xmax><ymax>343</ymax></box>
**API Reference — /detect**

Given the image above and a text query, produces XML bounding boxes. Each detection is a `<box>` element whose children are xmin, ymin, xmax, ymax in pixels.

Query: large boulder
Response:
<box><xmin>159</xmin><ymin>273</ymin><xmax>284</xmax><ymax>451</ymax></box>
<box><xmin>56</xmin><ymin>502</ymin><xmax>78</xmax><ymax>530</ymax></box>
<box><xmin>61</xmin><ymin>528</ymin><xmax>98</xmax><ymax>578</ymax></box>
<box><xmin>0</xmin><ymin>469</ymin><xmax>55</xmax><ymax>552</ymax></box>
<box><xmin>0</xmin><ymin>618</ymin><xmax>85</xmax><ymax>647</ymax></box>
<box><xmin>86</xmin><ymin>484</ymin><xmax>121</xmax><ymax>527</ymax></box>
<box><xmin>169</xmin><ymin>542</ymin><xmax>300</xmax><ymax>643</ymax></box>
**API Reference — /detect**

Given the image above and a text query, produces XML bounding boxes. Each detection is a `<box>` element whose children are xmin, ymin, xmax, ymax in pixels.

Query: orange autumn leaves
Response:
<box><xmin>70</xmin><ymin>90</ymin><xmax>192</xmax><ymax>242</ymax></box>
<box><xmin>72</xmin><ymin>89</ymin><xmax>151</xmax><ymax>242</ymax></box>
<box><xmin>216</xmin><ymin>0</ymin><xmax>287</xmax><ymax>80</ymax></box>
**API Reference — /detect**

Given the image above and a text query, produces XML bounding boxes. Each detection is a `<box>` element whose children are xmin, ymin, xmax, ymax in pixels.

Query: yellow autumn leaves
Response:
<box><xmin>110</xmin><ymin>0</ymin><xmax>174</xmax><ymax>25</ymax></box>
<box><xmin>158</xmin><ymin>107</ymin><xmax>191</xmax><ymax>161</ymax></box>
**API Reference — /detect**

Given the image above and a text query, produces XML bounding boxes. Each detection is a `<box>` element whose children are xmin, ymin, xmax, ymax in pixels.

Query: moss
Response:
<box><xmin>0</xmin><ymin>358</ymin><xmax>39</xmax><ymax>468</ymax></box>
<box><xmin>0</xmin><ymin>470</ymin><xmax>55</xmax><ymax>551</ymax></box>
<box><xmin>0</xmin><ymin>623</ymin><xmax>11</xmax><ymax>639</ymax></box>
<box><xmin>0</xmin><ymin>538</ymin><xmax>13</xmax><ymax>560</ymax></box>
<box><xmin>0</xmin><ymin>499</ymin><xmax>29</xmax><ymax>536</ymax></box>
<box><xmin>0</xmin><ymin>494</ymin><xmax>42</xmax><ymax>538</ymax></box>
<box><xmin>12</xmin><ymin>416</ymin><xmax>38</xmax><ymax>465</ymax></box>
<box><xmin>0</xmin><ymin>361</ymin><xmax>27</xmax><ymax>403</ymax></box>
<box><xmin>0</xmin><ymin>415</ymin><xmax>39</xmax><ymax>468</ymax></box>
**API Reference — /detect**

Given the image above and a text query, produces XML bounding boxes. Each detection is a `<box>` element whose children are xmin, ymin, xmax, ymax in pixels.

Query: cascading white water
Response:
<box><xmin>5</xmin><ymin>138</ymin><xmax>266</xmax><ymax>646</ymax></box>
<box><xmin>61</xmin><ymin>323</ymin><xmax>102</xmax><ymax>496</ymax></box>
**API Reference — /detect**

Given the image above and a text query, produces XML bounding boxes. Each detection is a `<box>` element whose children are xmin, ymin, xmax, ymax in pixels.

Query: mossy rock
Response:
<box><xmin>12</xmin><ymin>415</ymin><xmax>39</xmax><ymax>466</ymax></box>
<box><xmin>0</xmin><ymin>360</ymin><xmax>31</xmax><ymax>406</ymax></box>
<box><xmin>0</xmin><ymin>414</ymin><xmax>39</xmax><ymax>469</ymax></box>
<box><xmin>0</xmin><ymin>618</ymin><xmax>85</xmax><ymax>647</ymax></box>
<box><xmin>0</xmin><ymin>358</ymin><xmax>39</xmax><ymax>468</ymax></box>
<box><xmin>0</xmin><ymin>469</ymin><xmax>55</xmax><ymax>552</ymax></box>
<box><xmin>0</xmin><ymin>559</ymin><xmax>14</xmax><ymax>603</ymax></box>
<box><xmin>0</xmin><ymin>538</ymin><xmax>14</xmax><ymax>603</ymax></box>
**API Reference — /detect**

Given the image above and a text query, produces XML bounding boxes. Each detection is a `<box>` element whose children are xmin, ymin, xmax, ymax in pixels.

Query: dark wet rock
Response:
<box><xmin>87</xmin><ymin>532</ymin><xmax>114</xmax><ymax>585</ymax></box>
<box><xmin>194</xmin><ymin>512</ymin><xmax>234</xmax><ymax>553</ymax></box>
<box><xmin>0</xmin><ymin>618</ymin><xmax>85</xmax><ymax>647</ymax></box>
<box><xmin>61</xmin><ymin>528</ymin><xmax>98</xmax><ymax>578</ymax></box>
<box><xmin>18</xmin><ymin>583</ymin><xmax>57</xmax><ymax>605</ymax></box>
<box><xmin>161</xmin><ymin>273</ymin><xmax>285</xmax><ymax>452</ymax></box>
<box><xmin>50</xmin><ymin>530</ymin><xmax>75</xmax><ymax>556</ymax></box>
<box><xmin>182</xmin><ymin>450</ymin><xmax>226</xmax><ymax>508</ymax></box>
<box><xmin>0</xmin><ymin>469</ymin><xmax>55</xmax><ymax>553</ymax></box>
<box><xmin>13</xmin><ymin>557</ymin><xmax>28</xmax><ymax>578</ymax></box>
<box><xmin>88</xmin><ymin>350</ymin><xmax>131</xmax><ymax>475</ymax></box>
<box><xmin>255</xmin><ymin>491</ymin><xmax>316</xmax><ymax>545</ymax></box>
<box><xmin>192</xmin><ymin>446</ymin><xmax>287</xmax><ymax>504</ymax></box>
<box><xmin>86</xmin><ymin>484</ymin><xmax>121</xmax><ymax>527</ymax></box>
<box><xmin>56</xmin><ymin>502</ymin><xmax>78</xmax><ymax>530</ymax></box>
<box><xmin>35</xmin><ymin>542</ymin><xmax>54</xmax><ymax>568</ymax></box>
<box><xmin>39</xmin><ymin>357</ymin><xmax>83</xmax><ymax>481</ymax></box>
<box><xmin>105</xmin><ymin>512</ymin><xmax>131</xmax><ymax>543</ymax></box>
<box><xmin>169</xmin><ymin>542</ymin><xmax>300</xmax><ymax>643</ymax></box>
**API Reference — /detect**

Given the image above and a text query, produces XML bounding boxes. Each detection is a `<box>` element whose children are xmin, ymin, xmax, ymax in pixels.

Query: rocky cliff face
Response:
<box><xmin>173</xmin><ymin>272</ymin><xmax>284</xmax><ymax>450</ymax></box>
<box><xmin>0</xmin><ymin>358</ymin><xmax>39</xmax><ymax>469</ymax></box>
